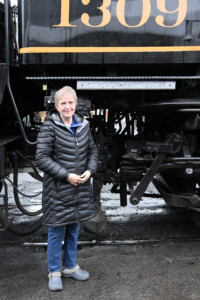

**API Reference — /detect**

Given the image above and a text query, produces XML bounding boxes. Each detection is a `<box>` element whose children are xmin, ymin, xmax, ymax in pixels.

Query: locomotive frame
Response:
<box><xmin>1</xmin><ymin>0</ymin><xmax>200</xmax><ymax>235</ymax></box>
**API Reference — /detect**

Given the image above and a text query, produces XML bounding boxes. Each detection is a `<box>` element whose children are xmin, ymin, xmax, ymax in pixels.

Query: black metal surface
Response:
<box><xmin>18</xmin><ymin>0</ymin><xmax>200</xmax><ymax>65</ymax></box>
<box><xmin>126</xmin><ymin>141</ymin><xmax>174</xmax><ymax>154</ymax></box>
<box><xmin>129</xmin><ymin>134</ymin><xmax>182</xmax><ymax>205</ymax></box>
<box><xmin>25</xmin><ymin>76</ymin><xmax>200</xmax><ymax>80</ymax></box>
<box><xmin>162</xmin><ymin>192</ymin><xmax>200</xmax><ymax>208</ymax></box>
<box><xmin>0</xmin><ymin>136</ymin><xmax>20</xmax><ymax>146</ymax></box>
<box><xmin>4</xmin><ymin>0</ymin><xmax>37</xmax><ymax>146</ymax></box>
<box><xmin>0</xmin><ymin>64</ymin><xmax>6</xmax><ymax>105</ymax></box>
<box><xmin>120</xmin><ymin>183</ymin><xmax>127</xmax><ymax>207</ymax></box>
<box><xmin>0</xmin><ymin>3</ymin><xmax>5</xmax><ymax>62</ymax></box>
<box><xmin>0</xmin><ymin>146</ymin><xmax>5</xmax><ymax>178</ymax></box>
<box><xmin>130</xmin><ymin>152</ymin><xmax>166</xmax><ymax>205</ymax></box>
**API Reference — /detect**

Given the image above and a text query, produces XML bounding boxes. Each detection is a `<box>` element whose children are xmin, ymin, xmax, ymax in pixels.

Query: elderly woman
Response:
<box><xmin>36</xmin><ymin>86</ymin><xmax>98</xmax><ymax>291</ymax></box>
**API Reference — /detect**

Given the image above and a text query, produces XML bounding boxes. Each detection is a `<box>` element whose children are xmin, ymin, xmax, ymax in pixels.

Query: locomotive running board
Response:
<box><xmin>77</xmin><ymin>81</ymin><xmax>176</xmax><ymax>90</ymax></box>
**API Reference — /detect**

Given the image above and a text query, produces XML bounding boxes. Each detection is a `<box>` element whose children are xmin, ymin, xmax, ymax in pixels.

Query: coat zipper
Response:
<box><xmin>75</xmin><ymin>137</ymin><xmax>79</xmax><ymax>145</ymax></box>
<box><xmin>74</xmin><ymin>136</ymin><xmax>79</xmax><ymax>221</ymax></box>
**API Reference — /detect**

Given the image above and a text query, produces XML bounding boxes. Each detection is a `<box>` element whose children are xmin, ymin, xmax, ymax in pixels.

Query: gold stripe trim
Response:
<box><xmin>19</xmin><ymin>46</ymin><xmax>200</xmax><ymax>54</ymax></box>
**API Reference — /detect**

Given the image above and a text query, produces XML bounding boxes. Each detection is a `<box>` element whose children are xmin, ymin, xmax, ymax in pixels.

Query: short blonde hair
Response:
<box><xmin>55</xmin><ymin>86</ymin><xmax>78</xmax><ymax>107</ymax></box>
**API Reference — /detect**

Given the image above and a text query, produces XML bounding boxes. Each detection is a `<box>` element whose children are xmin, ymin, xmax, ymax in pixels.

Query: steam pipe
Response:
<box><xmin>0</xmin><ymin>179</ymin><xmax>42</xmax><ymax>236</ymax></box>
<box><xmin>5</xmin><ymin>0</ymin><xmax>36</xmax><ymax>145</ymax></box>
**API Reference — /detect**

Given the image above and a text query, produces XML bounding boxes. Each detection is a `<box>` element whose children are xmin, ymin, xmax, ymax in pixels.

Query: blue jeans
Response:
<box><xmin>47</xmin><ymin>223</ymin><xmax>80</xmax><ymax>273</ymax></box>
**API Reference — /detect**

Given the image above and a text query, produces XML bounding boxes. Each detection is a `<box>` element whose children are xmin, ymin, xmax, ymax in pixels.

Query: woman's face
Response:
<box><xmin>56</xmin><ymin>94</ymin><xmax>76</xmax><ymax>121</ymax></box>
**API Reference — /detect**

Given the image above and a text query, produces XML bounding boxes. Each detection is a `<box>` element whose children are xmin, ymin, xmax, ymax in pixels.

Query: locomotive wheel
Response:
<box><xmin>187</xmin><ymin>209</ymin><xmax>200</xmax><ymax>229</ymax></box>
<box><xmin>0</xmin><ymin>207</ymin><xmax>42</xmax><ymax>236</ymax></box>
<box><xmin>0</xmin><ymin>150</ymin><xmax>43</xmax><ymax>236</ymax></box>
<box><xmin>154</xmin><ymin>175</ymin><xmax>200</xmax><ymax>229</ymax></box>
<box><xmin>0</xmin><ymin>176</ymin><xmax>43</xmax><ymax>236</ymax></box>
<box><xmin>8</xmin><ymin>151</ymin><xmax>43</xmax><ymax>217</ymax></box>
<box><xmin>156</xmin><ymin>175</ymin><xmax>198</xmax><ymax>205</ymax></box>
<box><xmin>163</xmin><ymin>176</ymin><xmax>195</xmax><ymax>194</ymax></box>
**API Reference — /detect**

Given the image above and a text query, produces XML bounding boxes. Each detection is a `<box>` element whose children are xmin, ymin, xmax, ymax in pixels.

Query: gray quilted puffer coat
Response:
<box><xmin>36</xmin><ymin>110</ymin><xmax>98</xmax><ymax>227</ymax></box>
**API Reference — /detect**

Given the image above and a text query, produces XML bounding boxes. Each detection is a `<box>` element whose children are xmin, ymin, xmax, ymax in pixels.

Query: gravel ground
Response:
<box><xmin>1</xmin><ymin>241</ymin><xmax>200</xmax><ymax>300</ymax></box>
<box><xmin>1</xmin><ymin>174</ymin><xmax>200</xmax><ymax>299</ymax></box>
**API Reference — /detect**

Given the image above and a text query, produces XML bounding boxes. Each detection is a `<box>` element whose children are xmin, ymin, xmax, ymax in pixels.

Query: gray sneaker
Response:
<box><xmin>48</xmin><ymin>272</ymin><xmax>63</xmax><ymax>291</ymax></box>
<box><xmin>62</xmin><ymin>265</ymin><xmax>89</xmax><ymax>281</ymax></box>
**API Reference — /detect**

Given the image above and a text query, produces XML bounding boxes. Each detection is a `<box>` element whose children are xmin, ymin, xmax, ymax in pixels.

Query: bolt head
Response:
<box><xmin>185</xmin><ymin>168</ymin><xmax>193</xmax><ymax>175</ymax></box>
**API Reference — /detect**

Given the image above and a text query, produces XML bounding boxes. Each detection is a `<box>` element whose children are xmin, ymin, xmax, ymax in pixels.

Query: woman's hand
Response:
<box><xmin>67</xmin><ymin>173</ymin><xmax>83</xmax><ymax>186</ymax></box>
<box><xmin>67</xmin><ymin>171</ymin><xmax>91</xmax><ymax>186</ymax></box>
<box><xmin>80</xmin><ymin>170</ymin><xmax>91</xmax><ymax>183</ymax></box>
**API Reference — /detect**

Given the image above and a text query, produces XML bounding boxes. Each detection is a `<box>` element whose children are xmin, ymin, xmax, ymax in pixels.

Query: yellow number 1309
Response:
<box><xmin>53</xmin><ymin>0</ymin><xmax>187</xmax><ymax>28</ymax></box>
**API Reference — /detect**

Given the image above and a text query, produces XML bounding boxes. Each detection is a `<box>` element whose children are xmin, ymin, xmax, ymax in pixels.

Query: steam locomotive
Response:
<box><xmin>1</xmin><ymin>0</ymin><xmax>200</xmax><ymax>235</ymax></box>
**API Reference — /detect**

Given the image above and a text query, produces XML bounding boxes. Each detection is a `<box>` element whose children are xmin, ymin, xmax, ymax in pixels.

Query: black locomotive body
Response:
<box><xmin>1</xmin><ymin>0</ymin><xmax>200</xmax><ymax>235</ymax></box>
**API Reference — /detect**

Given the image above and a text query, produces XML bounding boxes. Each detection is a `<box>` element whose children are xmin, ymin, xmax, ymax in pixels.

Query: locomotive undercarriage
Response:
<box><xmin>86</xmin><ymin>102</ymin><xmax>200</xmax><ymax>231</ymax></box>
<box><xmin>1</xmin><ymin>68</ymin><xmax>200</xmax><ymax>234</ymax></box>
<box><xmin>1</xmin><ymin>70</ymin><xmax>200</xmax><ymax>235</ymax></box>
<box><xmin>94</xmin><ymin>107</ymin><xmax>200</xmax><ymax>207</ymax></box>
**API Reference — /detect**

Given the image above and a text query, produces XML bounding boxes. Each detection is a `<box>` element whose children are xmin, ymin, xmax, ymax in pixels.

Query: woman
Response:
<box><xmin>36</xmin><ymin>86</ymin><xmax>98</xmax><ymax>291</ymax></box>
